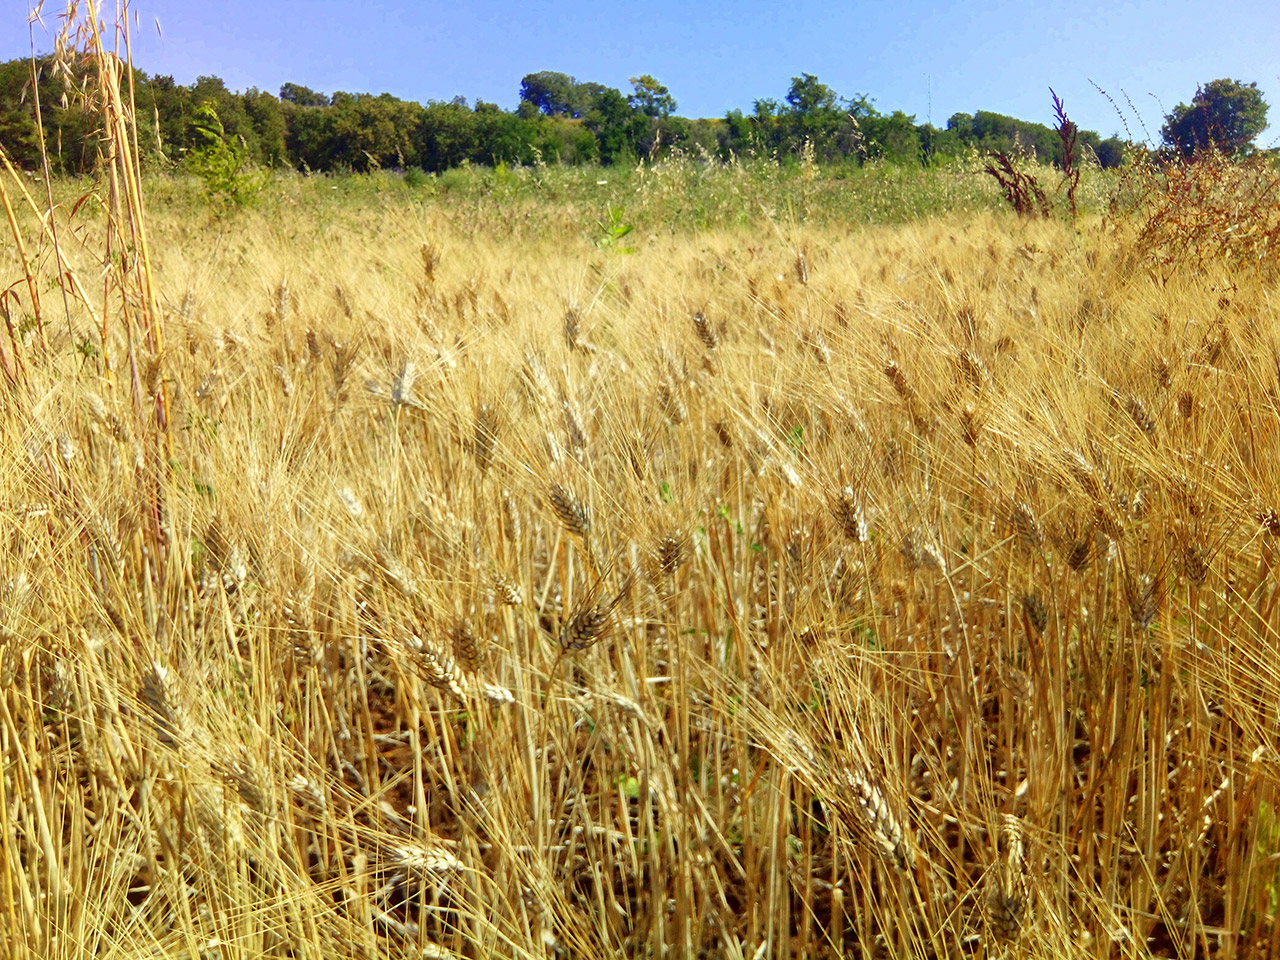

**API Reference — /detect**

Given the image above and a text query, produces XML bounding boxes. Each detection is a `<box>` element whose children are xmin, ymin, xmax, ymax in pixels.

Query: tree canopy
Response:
<box><xmin>0</xmin><ymin>56</ymin><xmax>1131</xmax><ymax>176</ymax></box>
<box><xmin>1161</xmin><ymin>79</ymin><xmax>1269</xmax><ymax>157</ymax></box>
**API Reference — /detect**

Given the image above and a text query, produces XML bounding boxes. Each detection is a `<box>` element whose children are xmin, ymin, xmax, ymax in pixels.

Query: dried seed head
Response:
<box><xmin>658</xmin><ymin>381</ymin><xmax>688</xmax><ymax>425</ymax></box>
<box><xmin>501</xmin><ymin>489</ymin><xmax>522</xmax><ymax>543</ymax></box>
<box><xmin>84</xmin><ymin>391</ymin><xmax>108</xmax><ymax>424</ymax></box>
<box><xmin>1066</xmin><ymin>537</ymin><xmax>1092</xmax><ymax>572</ymax></box>
<box><xmin>560</xmin><ymin>395</ymin><xmax>588</xmax><ymax>457</ymax></box>
<box><xmin>1151</xmin><ymin>354</ymin><xmax>1171</xmax><ymax>389</ymax></box>
<box><xmin>794</xmin><ymin>251</ymin><xmax>809</xmax><ymax>285</ymax></box>
<box><xmin>987</xmin><ymin>814</ymin><xmax>1029</xmax><ymax>943</ymax></box>
<box><xmin>561</xmin><ymin>573</ymin><xmax>632</xmax><ymax>652</ymax></box>
<box><xmin>656</xmin><ymin>532</ymin><xmax>687</xmax><ymax>575</ymax></box>
<box><xmin>714</xmin><ymin>420</ymin><xmax>733</xmax><ymax>448</ymax></box>
<box><xmin>802</xmin><ymin>327</ymin><xmax>831</xmax><ymax>364</ymax></box>
<box><xmin>830</xmin><ymin>487</ymin><xmax>869</xmax><ymax>543</ymax></box>
<box><xmin>1022</xmin><ymin>592</ymin><xmax>1047</xmax><ymax>636</ymax></box>
<box><xmin>450</xmin><ymin>619</ymin><xmax>481</xmax><ymax>672</ymax></box>
<box><xmin>1126</xmin><ymin>573</ymin><xmax>1162</xmax><ymax>630</ymax></box>
<box><xmin>490</xmin><ymin>569</ymin><xmax>523</xmax><ymax>606</ymax></box>
<box><xmin>627</xmin><ymin>433</ymin><xmax>649</xmax><ymax>481</ymax></box>
<box><xmin>338</xmin><ymin>486</ymin><xmax>365</xmax><ymax>521</ymax></box>
<box><xmin>473</xmin><ymin>404</ymin><xmax>500</xmax><ymax>474</ymax></box>
<box><xmin>692</xmin><ymin>310</ymin><xmax>719</xmax><ymax>350</ymax></box>
<box><xmin>840</xmin><ymin>765</ymin><xmax>914</xmax><ymax>872</ymax></box>
<box><xmin>144</xmin><ymin>354</ymin><xmax>163</xmax><ymax>397</ymax></box>
<box><xmin>1126</xmin><ymin>395</ymin><xmax>1156</xmax><ymax>437</ymax></box>
<box><xmin>884</xmin><ymin>361</ymin><xmax>915</xmax><ymax>402</ymax></box>
<box><xmin>1181</xmin><ymin>542</ymin><xmax>1209</xmax><ymax>585</ymax></box>
<box><xmin>275</xmin><ymin>279</ymin><xmax>291</xmax><ymax>325</ymax></box>
<box><xmin>1007</xmin><ymin>501</ymin><xmax>1043</xmax><ymax>547</ymax></box>
<box><xmin>900</xmin><ymin>529</ymin><xmax>944</xmax><ymax>573</ymax></box>
<box><xmin>959</xmin><ymin>403</ymin><xmax>983</xmax><ymax>446</ymax></box>
<box><xmin>548</xmin><ymin>484</ymin><xmax>590</xmax><ymax>540</ymax></box>
<box><xmin>406</xmin><ymin>634</ymin><xmax>469</xmax><ymax>701</ymax></box>
<box><xmin>563</xmin><ymin>306</ymin><xmax>582</xmax><ymax>352</ymax></box>
<box><xmin>305</xmin><ymin>329</ymin><xmax>322</xmax><ymax>364</ymax></box>
<box><xmin>1177</xmin><ymin>390</ymin><xmax>1195</xmax><ymax>419</ymax></box>
<box><xmin>391</xmin><ymin>361</ymin><xmax>420</xmax><ymax>407</ymax></box>
<box><xmin>57</xmin><ymin>433</ymin><xmax>76</xmax><ymax>466</ymax></box>
<box><xmin>389</xmin><ymin>841</ymin><xmax>462</xmax><ymax>878</ymax></box>
<box><xmin>956</xmin><ymin>349</ymin><xmax>991</xmax><ymax>392</ymax></box>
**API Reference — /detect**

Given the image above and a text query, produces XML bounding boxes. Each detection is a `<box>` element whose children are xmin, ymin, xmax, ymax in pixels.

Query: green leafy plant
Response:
<box><xmin>594</xmin><ymin>205</ymin><xmax>636</xmax><ymax>253</ymax></box>
<box><xmin>187</xmin><ymin>101</ymin><xmax>268</xmax><ymax>209</ymax></box>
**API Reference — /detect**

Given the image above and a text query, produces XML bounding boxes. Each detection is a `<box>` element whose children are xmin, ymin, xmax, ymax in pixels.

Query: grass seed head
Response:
<box><xmin>548</xmin><ymin>484</ymin><xmax>590</xmax><ymax>540</ymax></box>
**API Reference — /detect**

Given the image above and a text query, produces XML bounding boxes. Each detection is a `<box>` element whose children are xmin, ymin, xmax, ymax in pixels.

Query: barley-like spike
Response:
<box><xmin>956</xmin><ymin>349</ymin><xmax>991</xmax><ymax>392</ymax></box>
<box><xmin>656</xmin><ymin>532</ymin><xmax>687</xmax><ymax>575</ymax></box>
<box><xmin>959</xmin><ymin>403</ymin><xmax>983</xmax><ymax>446</ymax></box>
<box><xmin>1022</xmin><ymin>592</ymin><xmax>1047</xmax><ymax>635</ymax></box>
<box><xmin>561</xmin><ymin>573</ymin><xmax>632</xmax><ymax>652</ymax></box>
<box><xmin>406</xmin><ymin>634</ymin><xmax>470</xmax><ymax>701</ymax></box>
<box><xmin>450</xmin><ymin>619</ymin><xmax>481</xmax><ymax>672</ymax></box>
<box><xmin>988</xmin><ymin>814</ymin><xmax>1029</xmax><ymax>943</ymax></box>
<box><xmin>490</xmin><ymin>569</ymin><xmax>523</xmax><ymax>606</ymax></box>
<box><xmin>548</xmin><ymin>484</ymin><xmax>590</xmax><ymax>539</ymax></box>
<box><xmin>627</xmin><ymin>433</ymin><xmax>649</xmax><ymax>481</ymax></box>
<box><xmin>1008</xmin><ymin>500</ymin><xmax>1044</xmax><ymax>547</ymax></box>
<box><xmin>1181</xmin><ymin>543</ymin><xmax>1210</xmax><ymax>585</ymax></box>
<box><xmin>803</xmin><ymin>327</ymin><xmax>831</xmax><ymax>364</ymax></box>
<box><xmin>473</xmin><ymin>404</ymin><xmax>500</xmax><ymax>474</ymax></box>
<box><xmin>501</xmin><ymin>489</ymin><xmax>522</xmax><ymax>543</ymax></box>
<box><xmin>839</xmin><ymin>765</ymin><xmax>914</xmax><ymax>873</ymax></box>
<box><xmin>658</xmin><ymin>381</ymin><xmax>688</xmax><ymax>425</ymax></box>
<box><xmin>275</xmin><ymin>279</ymin><xmax>291</xmax><ymax>325</ymax></box>
<box><xmin>560</xmin><ymin>394</ymin><xmax>588</xmax><ymax>457</ymax></box>
<box><xmin>692</xmin><ymin>309</ymin><xmax>718</xmax><ymax>350</ymax></box>
<box><xmin>830</xmin><ymin>487</ymin><xmax>869</xmax><ymax>543</ymax></box>
<box><xmin>389</xmin><ymin>840</ymin><xmax>463</xmax><ymax>879</ymax></box>
<box><xmin>1126</xmin><ymin>394</ymin><xmax>1156</xmax><ymax>437</ymax></box>
<box><xmin>563</xmin><ymin>306</ymin><xmax>582</xmax><ymax>352</ymax></box>
<box><xmin>884</xmin><ymin>361</ymin><xmax>915</xmax><ymax>402</ymax></box>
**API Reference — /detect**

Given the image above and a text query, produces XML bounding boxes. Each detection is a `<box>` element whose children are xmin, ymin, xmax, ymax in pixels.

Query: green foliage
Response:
<box><xmin>279</xmin><ymin>82</ymin><xmax>329</xmax><ymax>107</ymax></box>
<box><xmin>519</xmin><ymin>71</ymin><xmax>585</xmax><ymax>117</ymax></box>
<box><xmin>187</xmin><ymin>101</ymin><xmax>267</xmax><ymax>208</ymax></box>
<box><xmin>1095</xmin><ymin>136</ymin><xmax>1127</xmax><ymax>169</ymax></box>
<box><xmin>1161</xmin><ymin>79</ymin><xmax>1269</xmax><ymax>157</ymax></box>
<box><xmin>0</xmin><ymin>55</ymin><xmax>1118</xmax><ymax>179</ymax></box>
<box><xmin>628</xmin><ymin>75</ymin><xmax>676</xmax><ymax>118</ymax></box>
<box><xmin>593</xmin><ymin>206</ymin><xmax>636</xmax><ymax>253</ymax></box>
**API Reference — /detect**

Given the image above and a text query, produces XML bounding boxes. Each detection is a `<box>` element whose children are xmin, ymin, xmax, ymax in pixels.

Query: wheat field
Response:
<box><xmin>5</xmin><ymin>33</ymin><xmax>1280</xmax><ymax>960</ymax></box>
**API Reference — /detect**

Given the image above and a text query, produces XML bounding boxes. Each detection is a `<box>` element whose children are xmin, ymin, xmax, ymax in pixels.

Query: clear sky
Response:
<box><xmin>5</xmin><ymin>1</ymin><xmax>1278</xmax><ymax>144</ymax></box>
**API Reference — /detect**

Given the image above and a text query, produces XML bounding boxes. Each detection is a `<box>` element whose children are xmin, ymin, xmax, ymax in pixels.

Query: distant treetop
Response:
<box><xmin>1161</xmin><ymin>79</ymin><xmax>1269</xmax><ymax>157</ymax></box>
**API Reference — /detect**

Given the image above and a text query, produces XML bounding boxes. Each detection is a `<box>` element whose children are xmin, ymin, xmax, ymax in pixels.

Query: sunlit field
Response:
<box><xmin>5</xmin><ymin>54</ymin><xmax>1280</xmax><ymax>959</ymax></box>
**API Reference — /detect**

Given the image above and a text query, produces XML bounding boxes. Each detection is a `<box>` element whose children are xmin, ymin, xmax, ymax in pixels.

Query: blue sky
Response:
<box><xmin>6</xmin><ymin>1</ymin><xmax>1278</xmax><ymax>144</ymax></box>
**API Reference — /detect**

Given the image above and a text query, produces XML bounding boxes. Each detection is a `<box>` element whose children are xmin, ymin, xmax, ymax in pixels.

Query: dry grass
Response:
<box><xmin>5</xmin><ymin>12</ymin><xmax>1280</xmax><ymax>960</ymax></box>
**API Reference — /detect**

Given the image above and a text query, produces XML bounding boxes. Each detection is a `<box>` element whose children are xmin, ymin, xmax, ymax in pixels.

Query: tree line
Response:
<box><xmin>2</xmin><ymin>57</ymin><xmax>1263</xmax><ymax>177</ymax></box>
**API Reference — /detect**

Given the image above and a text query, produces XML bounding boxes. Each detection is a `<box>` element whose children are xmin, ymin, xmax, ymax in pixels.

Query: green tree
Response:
<box><xmin>279</xmin><ymin>82</ymin><xmax>329</xmax><ymax>107</ymax></box>
<box><xmin>1161</xmin><ymin>79</ymin><xmax>1269</xmax><ymax>157</ymax></box>
<box><xmin>785</xmin><ymin>73</ymin><xmax>837</xmax><ymax>115</ymax></box>
<box><xmin>627</xmin><ymin>75</ymin><xmax>676</xmax><ymax>118</ymax></box>
<box><xmin>519</xmin><ymin>71</ymin><xmax>583</xmax><ymax>117</ymax></box>
<box><xmin>187</xmin><ymin>101</ymin><xmax>267</xmax><ymax>207</ymax></box>
<box><xmin>782</xmin><ymin>74</ymin><xmax>843</xmax><ymax>159</ymax></box>
<box><xmin>583</xmin><ymin>86</ymin><xmax>640</xmax><ymax>164</ymax></box>
<box><xmin>1095</xmin><ymin>136</ymin><xmax>1127</xmax><ymax>169</ymax></box>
